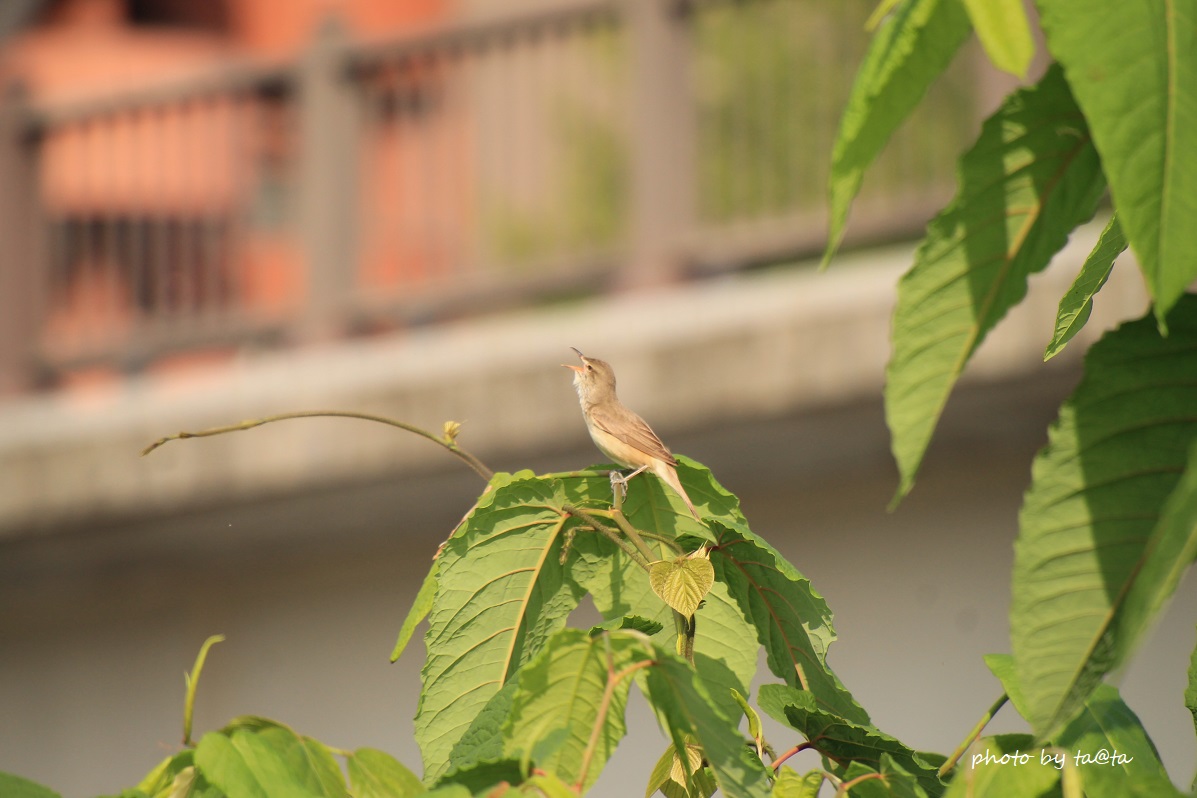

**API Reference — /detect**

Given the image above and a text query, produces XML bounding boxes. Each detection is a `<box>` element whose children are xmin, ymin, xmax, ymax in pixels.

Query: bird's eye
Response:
<box><xmin>585</xmin><ymin>364</ymin><xmax>593</xmax><ymax>371</ymax></box>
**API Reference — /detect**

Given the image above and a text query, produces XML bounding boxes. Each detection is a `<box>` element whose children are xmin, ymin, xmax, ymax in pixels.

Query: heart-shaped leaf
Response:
<box><xmin>649</xmin><ymin>555</ymin><xmax>714</xmax><ymax>618</ymax></box>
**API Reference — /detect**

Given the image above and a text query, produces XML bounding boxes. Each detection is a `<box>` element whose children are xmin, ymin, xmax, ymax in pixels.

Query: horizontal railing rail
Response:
<box><xmin>0</xmin><ymin>0</ymin><xmax>974</xmax><ymax>394</ymax></box>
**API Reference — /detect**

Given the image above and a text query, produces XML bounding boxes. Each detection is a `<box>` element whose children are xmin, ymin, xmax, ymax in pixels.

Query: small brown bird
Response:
<box><xmin>564</xmin><ymin>347</ymin><xmax>700</xmax><ymax>519</ymax></box>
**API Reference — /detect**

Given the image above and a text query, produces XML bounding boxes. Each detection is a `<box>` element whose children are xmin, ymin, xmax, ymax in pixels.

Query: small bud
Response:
<box><xmin>442</xmin><ymin>420</ymin><xmax>462</xmax><ymax>442</ymax></box>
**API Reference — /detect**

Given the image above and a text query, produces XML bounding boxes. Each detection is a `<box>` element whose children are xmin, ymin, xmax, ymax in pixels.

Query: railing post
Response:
<box><xmin>0</xmin><ymin>83</ymin><xmax>42</xmax><ymax>395</ymax></box>
<box><xmin>297</xmin><ymin>16</ymin><xmax>360</xmax><ymax>339</ymax></box>
<box><xmin>622</xmin><ymin>0</ymin><xmax>695</xmax><ymax>287</ymax></box>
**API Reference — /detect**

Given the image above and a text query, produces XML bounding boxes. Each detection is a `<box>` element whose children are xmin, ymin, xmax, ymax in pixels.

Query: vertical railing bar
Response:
<box><xmin>395</xmin><ymin>60</ymin><xmax>412</xmax><ymax>293</ymax></box>
<box><xmin>127</xmin><ymin>107</ymin><xmax>146</xmax><ymax>336</ymax></box>
<box><xmin>103</xmin><ymin>114</ymin><xmax>121</xmax><ymax>351</ymax></box>
<box><xmin>153</xmin><ymin>107</ymin><xmax>170</xmax><ymax>328</ymax></box>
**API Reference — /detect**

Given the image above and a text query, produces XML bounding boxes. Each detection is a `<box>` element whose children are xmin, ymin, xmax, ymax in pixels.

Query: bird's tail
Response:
<box><xmin>654</xmin><ymin>461</ymin><xmax>701</xmax><ymax>520</ymax></box>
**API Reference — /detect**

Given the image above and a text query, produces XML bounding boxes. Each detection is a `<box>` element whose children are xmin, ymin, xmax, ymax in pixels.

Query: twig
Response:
<box><xmin>563</xmin><ymin>505</ymin><xmax>650</xmax><ymax>570</ymax></box>
<box><xmin>938</xmin><ymin>692</ymin><xmax>1008</xmax><ymax>778</ymax></box>
<box><xmin>141</xmin><ymin>410</ymin><xmax>494</xmax><ymax>480</ymax></box>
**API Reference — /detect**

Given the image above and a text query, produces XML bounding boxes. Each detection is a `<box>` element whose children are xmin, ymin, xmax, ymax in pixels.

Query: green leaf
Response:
<box><xmin>709</xmin><ymin>521</ymin><xmax>868</xmax><ymax>725</ymax></box>
<box><xmin>1188</xmin><ymin>627</ymin><xmax>1197</xmax><ymax>770</ymax></box>
<box><xmin>1054</xmin><ymin>685</ymin><xmax>1171</xmax><ymax>798</ymax></box>
<box><xmin>824</xmin><ymin>0</ymin><xmax>971</xmax><ymax>265</ymax></box>
<box><xmin>588</xmin><ymin>615</ymin><xmax>665</xmax><ymax>638</ymax></box>
<box><xmin>837</xmin><ymin>756</ymin><xmax>928</xmax><ymax>798</ymax></box>
<box><xmin>757</xmin><ymin>686</ymin><xmax>942</xmax><ymax>795</ymax></box>
<box><xmin>649</xmin><ymin>555</ymin><xmax>715</xmax><ymax>618</ymax></box>
<box><xmin>770</xmin><ymin>768</ymin><xmax>823</xmax><ymax>798</ymax></box>
<box><xmin>347</xmin><ymin>749</ymin><xmax>425</xmax><ymax>798</ymax></box>
<box><xmin>432</xmin><ymin>760</ymin><xmax>523</xmax><ymax>794</ymax></box>
<box><xmin>642</xmin><ymin>647</ymin><xmax>772</xmax><ymax>798</ymax></box>
<box><xmin>0</xmin><ymin>773</ymin><xmax>61</xmax><ymax>798</ymax></box>
<box><xmin>1037</xmin><ymin>0</ymin><xmax>1197</xmax><ymax>324</ymax></box>
<box><xmin>391</xmin><ymin>559</ymin><xmax>438</xmax><ymax>663</ymax></box>
<box><xmin>730</xmin><ymin>689</ymin><xmax>764</xmax><ymax>755</ymax></box>
<box><xmin>1012</xmin><ymin>297</ymin><xmax>1197</xmax><ymax>737</ymax></box>
<box><xmin>568</xmin><ymin>464</ymin><xmax>760</xmax><ymax>720</ymax></box>
<box><xmin>184</xmin><ymin>634</ymin><xmax>225</xmax><ymax>746</ymax></box>
<box><xmin>444</xmin><ymin>681</ymin><xmax>519</xmax><ymax>776</ymax></box>
<box><xmin>645</xmin><ymin>742</ymin><xmax>716</xmax><ymax>798</ymax></box>
<box><xmin>415</xmin><ymin>477</ymin><xmax>583</xmax><ymax>782</ymax></box>
<box><xmin>420</xmin><ymin>787</ymin><xmax>471</xmax><ymax>798</ymax></box>
<box><xmin>941</xmin><ymin>734</ymin><xmax>1058</xmax><ymax>797</ymax></box>
<box><xmin>519</xmin><ymin>773</ymin><xmax>584</xmax><ymax>798</ymax></box>
<box><xmin>961</xmin><ymin>0</ymin><xmax>1035</xmax><ymax>78</ymax></box>
<box><xmin>887</xmin><ymin>64</ymin><xmax>1105</xmax><ymax>501</ymax></box>
<box><xmin>622</xmin><ymin>455</ymin><xmax>747</xmax><ymax>539</ymax></box>
<box><xmin>1044</xmin><ymin>215</ymin><xmax>1126</xmax><ymax>361</ymax></box>
<box><xmin>195</xmin><ymin>720</ymin><xmax>347</xmax><ymax>798</ymax></box>
<box><xmin>982</xmin><ymin>654</ymin><xmax>1027</xmax><ymax>721</ymax></box>
<box><xmin>502</xmin><ymin>628</ymin><xmax>649</xmax><ymax>791</ymax></box>
<box><xmin>1117</xmin><ymin>437</ymin><xmax>1197</xmax><ymax>654</ymax></box>
<box><xmin>136</xmin><ymin>751</ymin><xmax>200</xmax><ymax>798</ymax></box>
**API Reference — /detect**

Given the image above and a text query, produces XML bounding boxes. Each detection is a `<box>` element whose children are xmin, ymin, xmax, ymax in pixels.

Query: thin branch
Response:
<box><xmin>938</xmin><ymin>692</ymin><xmax>1008</xmax><ymax>778</ymax></box>
<box><xmin>836</xmin><ymin>772</ymin><xmax>886</xmax><ymax>796</ymax></box>
<box><xmin>606</xmin><ymin>503</ymin><xmax>656</xmax><ymax>564</ymax></box>
<box><xmin>771</xmin><ymin>741</ymin><xmax>815</xmax><ymax>771</ymax></box>
<box><xmin>563</xmin><ymin>505</ymin><xmax>650</xmax><ymax>570</ymax></box>
<box><xmin>141</xmin><ymin>410</ymin><xmax>494</xmax><ymax>480</ymax></box>
<box><xmin>575</xmin><ymin>653</ymin><xmax>655</xmax><ymax>790</ymax></box>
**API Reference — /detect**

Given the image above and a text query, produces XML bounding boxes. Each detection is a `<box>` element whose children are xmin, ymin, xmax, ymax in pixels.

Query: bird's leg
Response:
<box><xmin>609</xmin><ymin>465</ymin><xmax>649</xmax><ymax>500</ymax></box>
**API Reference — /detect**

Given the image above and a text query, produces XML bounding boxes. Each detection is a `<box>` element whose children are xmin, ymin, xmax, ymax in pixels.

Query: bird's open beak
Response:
<box><xmin>562</xmin><ymin>347</ymin><xmax>586</xmax><ymax>372</ymax></box>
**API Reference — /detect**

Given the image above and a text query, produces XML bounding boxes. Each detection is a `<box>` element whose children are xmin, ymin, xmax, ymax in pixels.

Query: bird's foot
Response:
<box><xmin>609</xmin><ymin>465</ymin><xmax>648</xmax><ymax>502</ymax></box>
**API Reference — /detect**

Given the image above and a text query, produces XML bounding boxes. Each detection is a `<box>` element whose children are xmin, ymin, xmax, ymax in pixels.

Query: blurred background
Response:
<box><xmin>0</xmin><ymin>0</ymin><xmax>1189</xmax><ymax>795</ymax></box>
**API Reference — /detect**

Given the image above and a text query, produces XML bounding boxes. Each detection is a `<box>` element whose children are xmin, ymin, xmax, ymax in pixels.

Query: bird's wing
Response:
<box><xmin>589</xmin><ymin>404</ymin><xmax>678</xmax><ymax>466</ymax></box>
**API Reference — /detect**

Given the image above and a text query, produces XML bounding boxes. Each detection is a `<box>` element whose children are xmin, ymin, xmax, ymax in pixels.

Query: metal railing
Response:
<box><xmin>0</xmin><ymin>0</ymin><xmax>976</xmax><ymax>393</ymax></box>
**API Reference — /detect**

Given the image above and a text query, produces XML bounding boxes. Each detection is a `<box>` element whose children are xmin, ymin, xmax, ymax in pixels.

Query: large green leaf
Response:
<box><xmin>709</xmin><ymin>521</ymin><xmax>868</xmax><ymax>725</ymax></box>
<box><xmin>1054</xmin><ymin>686</ymin><xmax>1171</xmax><ymax>798</ymax></box>
<box><xmin>443</xmin><ymin>682</ymin><xmax>519</xmax><ymax>778</ymax></box>
<box><xmin>1012</xmin><ymin>296</ymin><xmax>1197</xmax><ymax>738</ymax></box>
<box><xmin>502</xmin><ymin>628</ymin><xmax>649</xmax><ymax>791</ymax></box>
<box><xmin>415</xmin><ymin>478</ymin><xmax>584</xmax><ymax>782</ymax></box>
<box><xmin>195</xmin><ymin>719</ymin><xmax>347</xmax><ymax>798</ymax></box>
<box><xmin>940</xmin><ymin>734</ymin><xmax>1057</xmax><ymax>797</ymax></box>
<box><xmin>836</xmin><ymin>757</ymin><xmax>929</xmax><ymax>798</ymax></box>
<box><xmin>1188</xmin><ymin>629</ymin><xmax>1197</xmax><ymax>792</ymax></box>
<box><xmin>390</xmin><ymin>558</ymin><xmax>438</xmax><ymax>663</ymax></box>
<box><xmin>346</xmin><ymin>749</ymin><xmax>424</xmax><ymax>798</ymax></box>
<box><xmin>565</xmin><ymin>464</ymin><xmax>760</xmax><ymax>720</ymax></box>
<box><xmin>1037</xmin><ymin>0</ymin><xmax>1197</xmax><ymax>324</ymax></box>
<box><xmin>988</xmin><ymin>654</ymin><xmax>1173</xmax><ymax>797</ymax></box>
<box><xmin>1116</xmin><ymin>438</ymin><xmax>1197</xmax><ymax>653</ymax></box>
<box><xmin>642</xmin><ymin>648</ymin><xmax>772</xmax><ymax>798</ymax></box>
<box><xmin>1043</xmin><ymin>215</ymin><xmax>1126</xmax><ymax>362</ymax></box>
<box><xmin>824</xmin><ymin>0</ymin><xmax>972</xmax><ymax>265</ymax></box>
<box><xmin>961</xmin><ymin>0</ymin><xmax>1034</xmax><ymax>78</ymax></box>
<box><xmin>390</xmin><ymin>470</ymin><xmax>536</xmax><ymax>665</ymax></box>
<box><xmin>0</xmin><ymin>773</ymin><xmax>61</xmax><ymax>798</ymax></box>
<box><xmin>757</xmin><ymin>686</ymin><xmax>943</xmax><ymax>796</ymax></box>
<box><xmin>770</xmin><ymin>768</ymin><xmax>824</xmax><ymax>798</ymax></box>
<box><xmin>887</xmin><ymin>64</ymin><xmax>1105</xmax><ymax>501</ymax></box>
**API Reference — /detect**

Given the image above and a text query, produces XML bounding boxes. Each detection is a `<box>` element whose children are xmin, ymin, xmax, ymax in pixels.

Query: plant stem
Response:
<box><xmin>771</xmin><ymin>741</ymin><xmax>814</xmax><ymax>771</ymax></box>
<box><xmin>837</xmin><ymin>772</ymin><xmax>885</xmax><ymax>795</ymax></box>
<box><xmin>182</xmin><ymin>634</ymin><xmax>224</xmax><ymax>746</ymax></box>
<box><xmin>575</xmin><ymin>654</ymin><xmax>654</xmax><ymax>790</ymax></box>
<box><xmin>605</xmin><ymin>505</ymin><xmax>656</xmax><ymax>564</ymax></box>
<box><xmin>563</xmin><ymin>505</ymin><xmax>650</xmax><ymax>570</ymax></box>
<box><xmin>937</xmin><ymin>692</ymin><xmax>1008</xmax><ymax>778</ymax></box>
<box><xmin>141</xmin><ymin>410</ymin><xmax>494</xmax><ymax>480</ymax></box>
